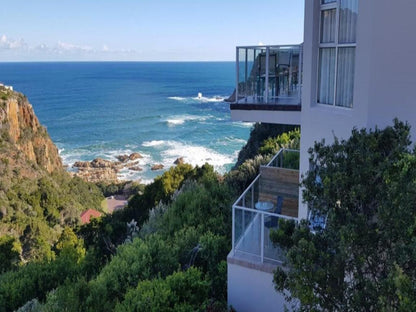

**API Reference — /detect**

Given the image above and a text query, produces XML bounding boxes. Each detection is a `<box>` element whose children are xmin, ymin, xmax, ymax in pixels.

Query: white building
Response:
<box><xmin>227</xmin><ymin>1</ymin><xmax>416</xmax><ymax>311</ymax></box>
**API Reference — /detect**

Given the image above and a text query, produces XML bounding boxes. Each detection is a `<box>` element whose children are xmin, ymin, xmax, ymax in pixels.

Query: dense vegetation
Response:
<box><xmin>0</xmin><ymin>122</ymin><xmax>296</xmax><ymax>311</ymax></box>
<box><xmin>272</xmin><ymin>120</ymin><xmax>416</xmax><ymax>311</ymax></box>
<box><xmin>0</xmin><ymin>172</ymin><xmax>103</xmax><ymax>265</ymax></box>
<box><xmin>233</xmin><ymin>123</ymin><xmax>297</xmax><ymax>168</ymax></box>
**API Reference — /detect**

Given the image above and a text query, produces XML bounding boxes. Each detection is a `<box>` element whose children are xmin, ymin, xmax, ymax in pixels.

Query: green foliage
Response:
<box><xmin>0</xmin><ymin>235</ymin><xmax>22</xmax><ymax>273</ymax></box>
<box><xmin>1</xmin><ymin>172</ymin><xmax>103</xmax><ymax>262</ymax></box>
<box><xmin>160</xmin><ymin>179</ymin><xmax>232</xmax><ymax>238</ymax></box>
<box><xmin>258</xmin><ymin>128</ymin><xmax>300</xmax><ymax>156</ymax></box>
<box><xmin>96</xmin><ymin>181</ymin><xmax>144</xmax><ymax>198</ymax></box>
<box><xmin>226</xmin><ymin>127</ymin><xmax>300</xmax><ymax>194</ymax></box>
<box><xmin>115</xmin><ymin>267</ymin><xmax>209</xmax><ymax>312</ymax></box>
<box><xmin>0</xmin><ymin>228</ymin><xmax>87</xmax><ymax>311</ymax></box>
<box><xmin>272</xmin><ymin>120</ymin><xmax>416</xmax><ymax>311</ymax></box>
<box><xmin>55</xmin><ymin>227</ymin><xmax>86</xmax><ymax>264</ymax></box>
<box><xmin>86</xmin><ymin>235</ymin><xmax>178</xmax><ymax>311</ymax></box>
<box><xmin>234</xmin><ymin>123</ymin><xmax>297</xmax><ymax>168</ymax></box>
<box><xmin>121</xmin><ymin>163</ymin><xmax>194</xmax><ymax>227</ymax></box>
<box><xmin>225</xmin><ymin>154</ymin><xmax>270</xmax><ymax>194</ymax></box>
<box><xmin>41</xmin><ymin>278</ymin><xmax>89</xmax><ymax>312</ymax></box>
<box><xmin>0</xmin><ymin>124</ymin><xmax>302</xmax><ymax>311</ymax></box>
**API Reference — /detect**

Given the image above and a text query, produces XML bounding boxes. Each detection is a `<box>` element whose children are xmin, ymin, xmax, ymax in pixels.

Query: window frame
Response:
<box><xmin>317</xmin><ymin>0</ymin><xmax>357</xmax><ymax>108</ymax></box>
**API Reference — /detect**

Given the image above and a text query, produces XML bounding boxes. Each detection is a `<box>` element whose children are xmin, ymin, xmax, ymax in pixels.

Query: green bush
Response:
<box><xmin>115</xmin><ymin>267</ymin><xmax>209</xmax><ymax>312</ymax></box>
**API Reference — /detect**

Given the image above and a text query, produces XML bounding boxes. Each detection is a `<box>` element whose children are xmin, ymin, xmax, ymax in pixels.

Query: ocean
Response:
<box><xmin>0</xmin><ymin>62</ymin><xmax>252</xmax><ymax>183</ymax></box>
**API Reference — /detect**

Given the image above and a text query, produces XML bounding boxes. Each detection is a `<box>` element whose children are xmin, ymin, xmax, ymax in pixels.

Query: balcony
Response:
<box><xmin>230</xmin><ymin>149</ymin><xmax>299</xmax><ymax>268</ymax></box>
<box><xmin>229</xmin><ymin>45</ymin><xmax>303</xmax><ymax>125</ymax></box>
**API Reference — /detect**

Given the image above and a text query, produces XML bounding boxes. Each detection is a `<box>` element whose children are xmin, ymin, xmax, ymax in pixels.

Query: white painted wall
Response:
<box><xmin>227</xmin><ymin>262</ymin><xmax>292</xmax><ymax>312</ymax></box>
<box><xmin>299</xmin><ymin>0</ymin><xmax>416</xmax><ymax>219</ymax></box>
<box><xmin>356</xmin><ymin>0</ymin><xmax>416</xmax><ymax>139</ymax></box>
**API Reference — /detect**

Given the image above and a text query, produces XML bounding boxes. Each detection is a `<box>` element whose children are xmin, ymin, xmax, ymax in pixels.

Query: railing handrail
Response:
<box><xmin>266</xmin><ymin>148</ymin><xmax>300</xmax><ymax>167</ymax></box>
<box><xmin>231</xmin><ymin>148</ymin><xmax>301</xmax><ymax>264</ymax></box>
<box><xmin>231</xmin><ymin>174</ymin><xmax>261</xmax><ymax>208</ymax></box>
<box><xmin>236</xmin><ymin>43</ymin><xmax>303</xmax><ymax>49</ymax></box>
<box><xmin>232</xmin><ymin>148</ymin><xmax>300</xmax><ymax>208</ymax></box>
<box><xmin>233</xmin><ymin>204</ymin><xmax>298</xmax><ymax>222</ymax></box>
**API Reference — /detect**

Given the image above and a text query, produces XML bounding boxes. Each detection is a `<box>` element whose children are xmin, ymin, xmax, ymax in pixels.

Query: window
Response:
<box><xmin>318</xmin><ymin>0</ymin><xmax>358</xmax><ymax>108</ymax></box>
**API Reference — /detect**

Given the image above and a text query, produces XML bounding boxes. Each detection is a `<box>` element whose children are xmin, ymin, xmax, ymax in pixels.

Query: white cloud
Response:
<box><xmin>56</xmin><ymin>41</ymin><xmax>93</xmax><ymax>52</ymax></box>
<box><xmin>0</xmin><ymin>34</ymin><xmax>140</xmax><ymax>61</ymax></box>
<box><xmin>0</xmin><ymin>34</ymin><xmax>28</xmax><ymax>50</ymax></box>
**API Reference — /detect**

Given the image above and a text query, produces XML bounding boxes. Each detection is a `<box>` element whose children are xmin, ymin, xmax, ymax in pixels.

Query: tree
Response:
<box><xmin>272</xmin><ymin>120</ymin><xmax>416</xmax><ymax>311</ymax></box>
<box><xmin>115</xmin><ymin>267</ymin><xmax>210</xmax><ymax>312</ymax></box>
<box><xmin>0</xmin><ymin>235</ymin><xmax>21</xmax><ymax>272</ymax></box>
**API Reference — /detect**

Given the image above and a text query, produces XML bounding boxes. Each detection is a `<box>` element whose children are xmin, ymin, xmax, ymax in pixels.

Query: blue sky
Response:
<box><xmin>0</xmin><ymin>0</ymin><xmax>304</xmax><ymax>61</ymax></box>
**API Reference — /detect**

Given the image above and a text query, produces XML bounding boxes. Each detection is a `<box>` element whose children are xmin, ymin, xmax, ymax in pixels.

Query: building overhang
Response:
<box><xmin>230</xmin><ymin>104</ymin><xmax>301</xmax><ymax>125</ymax></box>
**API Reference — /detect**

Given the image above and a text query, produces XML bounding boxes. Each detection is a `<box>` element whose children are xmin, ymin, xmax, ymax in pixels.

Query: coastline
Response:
<box><xmin>1</xmin><ymin>62</ymin><xmax>251</xmax><ymax>184</ymax></box>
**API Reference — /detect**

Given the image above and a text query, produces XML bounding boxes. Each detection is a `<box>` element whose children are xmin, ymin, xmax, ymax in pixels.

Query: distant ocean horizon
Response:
<box><xmin>0</xmin><ymin>62</ymin><xmax>252</xmax><ymax>183</ymax></box>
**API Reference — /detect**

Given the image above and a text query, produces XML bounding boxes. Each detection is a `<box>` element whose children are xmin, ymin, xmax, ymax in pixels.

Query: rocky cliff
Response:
<box><xmin>0</xmin><ymin>86</ymin><xmax>103</xmax><ymax>262</ymax></box>
<box><xmin>0</xmin><ymin>86</ymin><xmax>63</xmax><ymax>178</ymax></box>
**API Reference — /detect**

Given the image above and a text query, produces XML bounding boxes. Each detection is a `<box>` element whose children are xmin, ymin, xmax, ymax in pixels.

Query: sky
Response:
<box><xmin>0</xmin><ymin>0</ymin><xmax>304</xmax><ymax>62</ymax></box>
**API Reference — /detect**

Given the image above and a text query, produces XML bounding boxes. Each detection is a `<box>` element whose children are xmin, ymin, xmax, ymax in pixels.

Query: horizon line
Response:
<box><xmin>0</xmin><ymin>60</ymin><xmax>235</xmax><ymax>63</ymax></box>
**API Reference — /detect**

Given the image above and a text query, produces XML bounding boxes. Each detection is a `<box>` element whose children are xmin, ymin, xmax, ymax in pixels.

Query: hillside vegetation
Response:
<box><xmin>0</xmin><ymin>87</ymin><xmax>103</xmax><ymax>264</ymax></box>
<box><xmin>0</xmin><ymin>93</ymin><xmax>297</xmax><ymax>311</ymax></box>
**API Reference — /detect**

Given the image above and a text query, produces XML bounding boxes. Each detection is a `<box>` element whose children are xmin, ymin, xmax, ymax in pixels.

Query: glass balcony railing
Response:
<box><xmin>235</xmin><ymin>45</ymin><xmax>303</xmax><ymax>106</ymax></box>
<box><xmin>231</xmin><ymin>149</ymin><xmax>300</xmax><ymax>264</ymax></box>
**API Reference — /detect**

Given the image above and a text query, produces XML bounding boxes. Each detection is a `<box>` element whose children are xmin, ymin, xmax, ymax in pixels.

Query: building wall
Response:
<box><xmin>227</xmin><ymin>262</ymin><xmax>292</xmax><ymax>312</ymax></box>
<box><xmin>357</xmin><ymin>0</ymin><xmax>416</xmax><ymax>138</ymax></box>
<box><xmin>298</xmin><ymin>0</ymin><xmax>416</xmax><ymax>219</ymax></box>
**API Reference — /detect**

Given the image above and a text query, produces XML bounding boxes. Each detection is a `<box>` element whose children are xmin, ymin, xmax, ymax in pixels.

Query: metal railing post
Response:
<box><xmin>236</xmin><ymin>47</ymin><xmax>239</xmax><ymax>103</ymax></box>
<box><xmin>251</xmin><ymin>182</ymin><xmax>254</xmax><ymax>209</ymax></box>
<box><xmin>260</xmin><ymin>213</ymin><xmax>264</xmax><ymax>262</ymax></box>
<box><xmin>232</xmin><ymin>205</ymin><xmax>235</xmax><ymax>255</ymax></box>
<box><xmin>299</xmin><ymin>44</ymin><xmax>303</xmax><ymax>103</ymax></box>
<box><xmin>265</xmin><ymin>47</ymin><xmax>269</xmax><ymax>104</ymax></box>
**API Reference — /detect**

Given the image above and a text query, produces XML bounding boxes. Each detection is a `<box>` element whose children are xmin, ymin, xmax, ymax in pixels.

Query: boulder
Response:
<box><xmin>74</xmin><ymin>167</ymin><xmax>118</xmax><ymax>183</ymax></box>
<box><xmin>128</xmin><ymin>166</ymin><xmax>143</xmax><ymax>171</ymax></box>
<box><xmin>173</xmin><ymin>157</ymin><xmax>184</xmax><ymax>165</ymax></box>
<box><xmin>151</xmin><ymin>164</ymin><xmax>164</xmax><ymax>171</ymax></box>
<box><xmin>73</xmin><ymin>161</ymin><xmax>90</xmax><ymax>168</ymax></box>
<box><xmin>90</xmin><ymin>158</ymin><xmax>114</xmax><ymax>168</ymax></box>
<box><xmin>116</xmin><ymin>154</ymin><xmax>129</xmax><ymax>162</ymax></box>
<box><xmin>129</xmin><ymin>152</ymin><xmax>143</xmax><ymax>160</ymax></box>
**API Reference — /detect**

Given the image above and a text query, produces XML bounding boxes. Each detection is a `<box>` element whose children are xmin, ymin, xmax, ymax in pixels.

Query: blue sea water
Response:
<box><xmin>0</xmin><ymin>62</ymin><xmax>252</xmax><ymax>183</ymax></box>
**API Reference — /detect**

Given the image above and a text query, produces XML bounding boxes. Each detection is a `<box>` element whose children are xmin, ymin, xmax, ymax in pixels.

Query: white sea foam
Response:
<box><xmin>166</xmin><ymin>118</ymin><xmax>185</xmax><ymax>125</ymax></box>
<box><xmin>168</xmin><ymin>95</ymin><xmax>226</xmax><ymax>103</ymax></box>
<box><xmin>233</xmin><ymin>121</ymin><xmax>255</xmax><ymax>128</ymax></box>
<box><xmin>165</xmin><ymin>114</ymin><xmax>210</xmax><ymax>126</ymax></box>
<box><xmin>168</xmin><ymin>96</ymin><xmax>186</xmax><ymax>101</ymax></box>
<box><xmin>220</xmin><ymin>137</ymin><xmax>247</xmax><ymax>145</ymax></box>
<box><xmin>143</xmin><ymin>140</ymin><xmax>234</xmax><ymax>173</ymax></box>
<box><xmin>192</xmin><ymin>95</ymin><xmax>226</xmax><ymax>103</ymax></box>
<box><xmin>142</xmin><ymin>140</ymin><xmax>167</xmax><ymax>147</ymax></box>
<box><xmin>59</xmin><ymin>146</ymin><xmax>154</xmax><ymax>181</ymax></box>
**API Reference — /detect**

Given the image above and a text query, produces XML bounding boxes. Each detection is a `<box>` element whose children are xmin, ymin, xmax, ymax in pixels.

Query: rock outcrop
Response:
<box><xmin>129</xmin><ymin>152</ymin><xmax>142</xmax><ymax>160</ymax></box>
<box><xmin>174</xmin><ymin>157</ymin><xmax>185</xmax><ymax>165</ymax></box>
<box><xmin>128</xmin><ymin>166</ymin><xmax>142</xmax><ymax>171</ymax></box>
<box><xmin>151</xmin><ymin>164</ymin><xmax>164</xmax><ymax>171</ymax></box>
<box><xmin>117</xmin><ymin>153</ymin><xmax>142</xmax><ymax>162</ymax></box>
<box><xmin>116</xmin><ymin>154</ymin><xmax>129</xmax><ymax>162</ymax></box>
<box><xmin>0</xmin><ymin>86</ymin><xmax>63</xmax><ymax>178</ymax></box>
<box><xmin>73</xmin><ymin>158</ymin><xmax>123</xmax><ymax>183</ymax></box>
